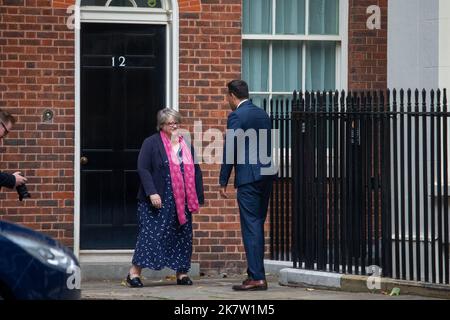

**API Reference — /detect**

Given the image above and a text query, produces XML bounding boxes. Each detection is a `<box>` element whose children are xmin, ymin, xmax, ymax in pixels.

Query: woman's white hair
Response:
<box><xmin>156</xmin><ymin>108</ymin><xmax>181</xmax><ymax>131</ymax></box>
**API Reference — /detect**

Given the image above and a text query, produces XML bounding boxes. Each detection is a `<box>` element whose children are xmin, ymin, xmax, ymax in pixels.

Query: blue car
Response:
<box><xmin>0</xmin><ymin>220</ymin><xmax>81</xmax><ymax>300</ymax></box>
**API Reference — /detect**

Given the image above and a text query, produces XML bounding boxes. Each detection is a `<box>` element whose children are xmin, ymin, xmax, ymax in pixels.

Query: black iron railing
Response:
<box><xmin>262</xmin><ymin>98</ymin><xmax>292</xmax><ymax>262</ymax></box>
<box><xmin>265</xmin><ymin>89</ymin><xmax>450</xmax><ymax>285</ymax></box>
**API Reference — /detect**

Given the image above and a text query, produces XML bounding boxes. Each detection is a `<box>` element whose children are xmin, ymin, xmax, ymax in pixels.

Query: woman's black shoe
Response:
<box><xmin>177</xmin><ymin>276</ymin><xmax>193</xmax><ymax>285</ymax></box>
<box><xmin>126</xmin><ymin>274</ymin><xmax>143</xmax><ymax>288</ymax></box>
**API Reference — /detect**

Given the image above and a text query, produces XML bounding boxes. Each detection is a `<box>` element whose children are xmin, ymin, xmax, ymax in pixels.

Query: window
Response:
<box><xmin>242</xmin><ymin>0</ymin><xmax>343</xmax><ymax>108</ymax></box>
<box><xmin>80</xmin><ymin>0</ymin><xmax>162</xmax><ymax>8</ymax></box>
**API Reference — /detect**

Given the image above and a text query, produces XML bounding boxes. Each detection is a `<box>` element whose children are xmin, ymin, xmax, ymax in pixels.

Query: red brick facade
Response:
<box><xmin>178</xmin><ymin>0</ymin><xmax>246</xmax><ymax>273</ymax></box>
<box><xmin>348</xmin><ymin>0</ymin><xmax>388</xmax><ymax>90</ymax></box>
<box><xmin>0</xmin><ymin>0</ymin><xmax>75</xmax><ymax>246</ymax></box>
<box><xmin>0</xmin><ymin>0</ymin><xmax>388</xmax><ymax>275</ymax></box>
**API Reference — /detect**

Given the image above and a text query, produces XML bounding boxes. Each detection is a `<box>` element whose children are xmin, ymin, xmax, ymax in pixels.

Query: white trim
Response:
<box><xmin>79</xmin><ymin>250</ymin><xmax>134</xmax><ymax>264</ymax></box>
<box><xmin>305</xmin><ymin>0</ymin><xmax>310</xmax><ymax>36</ymax></box>
<box><xmin>340</xmin><ymin>0</ymin><xmax>349</xmax><ymax>92</ymax></box>
<box><xmin>80</xmin><ymin>250</ymin><xmax>134</xmax><ymax>254</ymax></box>
<box><xmin>336</xmin><ymin>43</ymin><xmax>341</xmax><ymax>91</ymax></box>
<box><xmin>166</xmin><ymin>23</ymin><xmax>171</xmax><ymax>108</ymax></box>
<box><xmin>269</xmin><ymin>0</ymin><xmax>274</xmax><ymax>104</ymax></box>
<box><xmin>80</xmin><ymin>7</ymin><xmax>170</xmax><ymax>23</ymax></box>
<box><xmin>171</xmin><ymin>1</ymin><xmax>179</xmax><ymax>110</ymax></box>
<box><xmin>272</xmin><ymin>0</ymin><xmax>276</xmax><ymax>35</ymax></box>
<box><xmin>74</xmin><ymin>5</ymin><xmax>81</xmax><ymax>259</ymax></box>
<box><xmin>268</xmin><ymin>42</ymin><xmax>273</xmax><ymax>102</ymax></box>
<box><xmin>242</xmin><ymin>34</ymin><xmax>342</xmax><ymax>41</ymax></box>
<box><xmin>302</xmin><ymin>42</ymin><xmax>307</xmax><ymax>92</ymax></box>
<box><xmin>74</xmin><ymin>0</ymin><xmax>179</xmax><ymax>258</ymax></box>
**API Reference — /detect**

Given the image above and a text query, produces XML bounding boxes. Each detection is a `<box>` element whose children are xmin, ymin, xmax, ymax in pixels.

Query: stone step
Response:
<box><xmin>79</xmin><ymin>252</ymin><xmax>199</xmax><ymax>281</ymax></box>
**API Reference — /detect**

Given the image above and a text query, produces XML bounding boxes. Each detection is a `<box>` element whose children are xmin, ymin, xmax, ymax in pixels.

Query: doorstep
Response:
<box><xmin>79</xmin><ymin>251</ymin><xmax>199</xmax><ymax>281</ymax></box>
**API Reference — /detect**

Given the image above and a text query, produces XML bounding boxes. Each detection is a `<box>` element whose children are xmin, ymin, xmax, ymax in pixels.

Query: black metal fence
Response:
<box><xmin>267</xmin><ymin>89</ymin><xmax>450</xmax><ymax>285</ymax></box>
<box><xmin>262</xmin><ymin>98</ymin><xmax>292</xmax><ymax>262</ymax></box>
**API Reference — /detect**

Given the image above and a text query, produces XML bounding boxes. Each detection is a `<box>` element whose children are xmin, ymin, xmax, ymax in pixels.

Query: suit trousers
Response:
<box><xmin>237</xmin><ymin>178</ymin><xmax>273</xmax><ymax>281</ymax></box>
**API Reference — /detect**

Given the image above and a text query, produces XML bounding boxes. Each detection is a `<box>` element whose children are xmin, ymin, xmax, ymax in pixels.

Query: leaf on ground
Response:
<box><xmin>389</xmin><ymin>287</ymin><xmax>401</xmax><ymax>296</ymax></box>
<box><xmin>306</xmin><ymin>288</ymin><xmax>315</xmax><ymax>292</ymax></box>
<box><xmin>165</xmin><ymin>275</ymin><xmax>177</xmax><ymax>281</ymax></box>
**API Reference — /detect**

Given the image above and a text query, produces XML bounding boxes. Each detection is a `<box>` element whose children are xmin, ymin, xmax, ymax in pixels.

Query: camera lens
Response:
<box><xmin>17</xmin><ymin>184</ymin><xmax>31</xmax><ymax>201</ymax></box>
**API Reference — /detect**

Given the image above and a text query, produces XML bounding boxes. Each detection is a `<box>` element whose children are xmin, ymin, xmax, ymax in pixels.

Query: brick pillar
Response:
<box><xmin>348</xmin><ymin>0</ymin><xmax>388</xmax><ymax>90</ymax></box>
<box><xmin>178</xmin><ymin>0</ymin><xmax>248</xmax><ymax>275</ymax></box>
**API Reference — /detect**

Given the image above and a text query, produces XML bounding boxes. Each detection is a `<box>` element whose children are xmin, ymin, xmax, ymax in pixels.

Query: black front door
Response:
<box><xmin>80</xmin><ymin>23</ymin><xmax>165</xmax><ymax>249</ymax></box>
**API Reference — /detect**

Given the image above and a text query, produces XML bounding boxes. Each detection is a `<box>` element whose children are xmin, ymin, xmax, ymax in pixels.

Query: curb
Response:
<box><xmin>264</xmin><ymin>259</ymin><xmax>294</xmax><ymax>276</ymax></box>
<box><xmin>279</xmin><ymin>268</ymin><xmax>450</xmax><ymax>299</ymax></box>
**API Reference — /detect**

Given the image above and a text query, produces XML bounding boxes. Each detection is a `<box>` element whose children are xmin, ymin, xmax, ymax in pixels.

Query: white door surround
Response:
<box><xmin>74</xmin><ymin>0</ymin><xmax>179</xmax><ymax>257</ymax></box>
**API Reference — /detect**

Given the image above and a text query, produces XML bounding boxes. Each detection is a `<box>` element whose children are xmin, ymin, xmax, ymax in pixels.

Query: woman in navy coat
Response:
<box><xmin>127</xmin><ymin>108</ymin><xmax>204</xmax><ymax>288</ymax></box>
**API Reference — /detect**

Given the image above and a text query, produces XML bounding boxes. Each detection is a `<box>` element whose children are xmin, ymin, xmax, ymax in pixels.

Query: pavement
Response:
<box><xmin>81</xmin><ymin>274</ymin><xmax>440</xmax><ymax>300</ymax></box>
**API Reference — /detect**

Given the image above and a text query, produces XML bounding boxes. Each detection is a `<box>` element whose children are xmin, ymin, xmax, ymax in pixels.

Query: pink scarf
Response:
<box><xmin>160</xmin><ymin>131</ymin><xmax>199</xmax><ymax>226</ymax></box>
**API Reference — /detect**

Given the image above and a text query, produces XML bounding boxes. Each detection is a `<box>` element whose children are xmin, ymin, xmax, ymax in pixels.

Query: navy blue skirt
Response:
<box><xmin>132</xmin><ymin>172</ymin><xmax>192</xmax><ymax>273</ymax></box>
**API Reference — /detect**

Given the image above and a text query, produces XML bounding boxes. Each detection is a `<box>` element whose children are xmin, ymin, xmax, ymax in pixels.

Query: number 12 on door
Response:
<box><xmin>112</xmin><ymin>56</ymin><xmax>126</xmax><ymax>67</ymax></box>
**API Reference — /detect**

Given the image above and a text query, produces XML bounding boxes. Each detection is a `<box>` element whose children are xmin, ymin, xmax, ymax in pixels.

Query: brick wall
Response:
<box><xmin>0</xmin><ymin>0</ymin><xmax>75</xmax><ymax>247</ymax></box>
<box><xmin>178</xmin><ymin>0</ymin><xmax>201</xmax><ymax>12</ymax></box>
<box><xmin>348</xmin><ymin>0</ymin><xmax>388</xmax><ymax>90</ymax></box>
<box><xmin>178</xmin><ymin>0</ymin><xmax>247</xmax><ymax>275</ymax></box>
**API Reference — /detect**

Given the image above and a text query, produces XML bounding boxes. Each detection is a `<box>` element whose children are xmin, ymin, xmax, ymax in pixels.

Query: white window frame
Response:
<box><xmin>74</xmin><ymin>0</ymin><xmax>179</xmax><ymax>258</ymax></box>
<box><xmin>242</xmin><ymin>0</ymin><xmax>348</xmax><ymax>101</ymax></box>
<box><xmin>241</xmin><ymin>0</ymin><xmax>348</xmax><ymax>179</ymax></box>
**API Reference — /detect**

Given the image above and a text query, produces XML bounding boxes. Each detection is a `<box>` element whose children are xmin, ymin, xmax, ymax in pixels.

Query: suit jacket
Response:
<box><xmin>0</xmin><ymin>172</ymin><xmax>15</xmax><ymax>190</ymax></box>
<box><xmin>136</xmin><ymin>133</ymin><xmax>205</xmax><ymax>205</ymax></box>
<box><xmin>219</xmin><ymin>100</ymin><xmax>275</xmax><ymax>188</ymax></box>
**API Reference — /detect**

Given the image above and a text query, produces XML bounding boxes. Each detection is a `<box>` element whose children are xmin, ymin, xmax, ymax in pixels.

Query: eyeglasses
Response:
<box><xmin>165</xmin><ymin>121</ymin><xmax>179</xmax><ymax>128</ymax></box>
<box><xmin>0</xmin><ymin>122</ymin><xmax>9</xmax><ymax>137</ymax></box>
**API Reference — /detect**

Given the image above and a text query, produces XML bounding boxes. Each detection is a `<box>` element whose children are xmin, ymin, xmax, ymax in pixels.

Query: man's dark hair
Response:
<box><xmin>227</xmin><ymin>80</ymin><xmax>249</xmax><ymax>100</ymax></box>
<box><xmin>0</xmin><ymin>109</ymin><xmax>16</xmax><ymax>125</ymax></box>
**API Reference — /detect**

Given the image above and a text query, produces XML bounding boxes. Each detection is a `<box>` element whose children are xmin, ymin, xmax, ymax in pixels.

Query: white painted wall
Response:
<box><xmin>439</xmin><ymin>0</ymin><xmax>450</xmax><ymax>187</ymax></box>
<box><xmin>389</xmin><ymin>0</ymin><xmax>450</xmax><ymax>92</ymax></box>
<box><xmin>439</xmin><ymin>0</ymin><xmax>450</xmax><ymax>90</ymax></box>
<box><xmin>388</xmin><ymin>1</ymin><xmax>449</xmax><ymax>271</ymax></box>
<box><xmin>388</xmin><ymin>0</ymin><xmax>439</xmax><ymax>90</ymax></box>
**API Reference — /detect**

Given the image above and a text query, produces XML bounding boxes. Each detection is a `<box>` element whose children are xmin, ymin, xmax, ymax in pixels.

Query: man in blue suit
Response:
<box><xmin>219</xmin><ymin>80</ymin><xmax>275</xmax><ymax>291</ymax></box>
